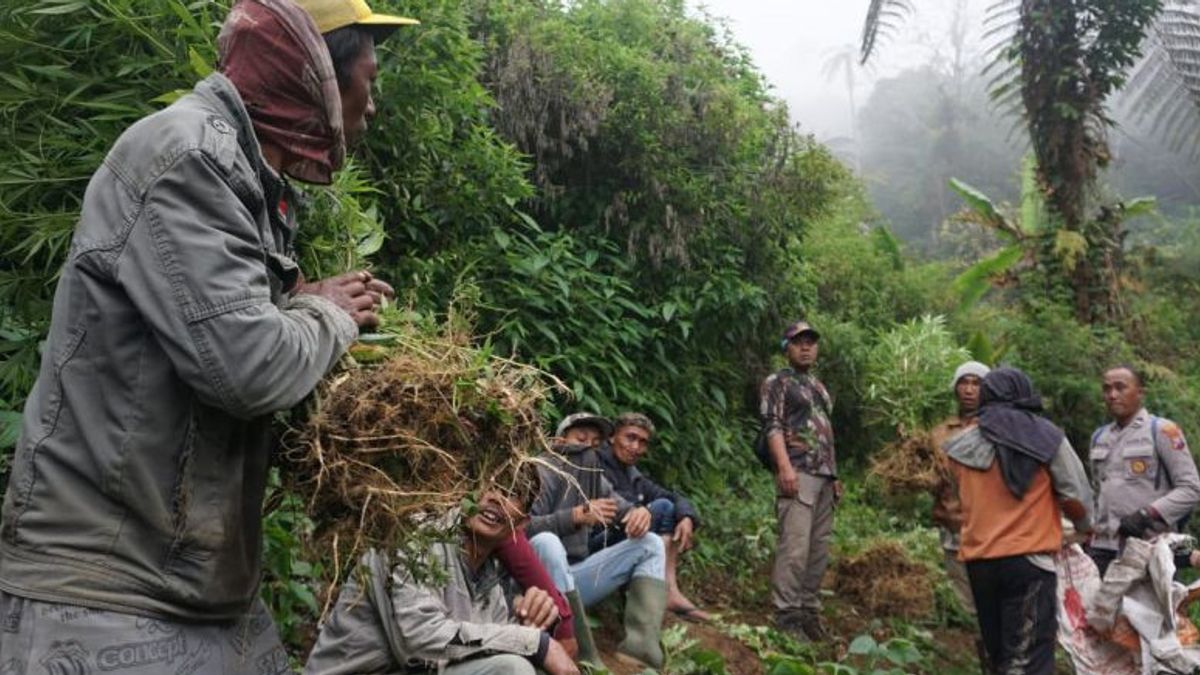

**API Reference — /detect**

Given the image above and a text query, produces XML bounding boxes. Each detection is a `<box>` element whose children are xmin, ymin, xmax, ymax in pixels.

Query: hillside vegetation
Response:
<box><xmin>3</xmin><ymin>0</ymin><xmax>1200</xmax><ymax>671</ymax></box>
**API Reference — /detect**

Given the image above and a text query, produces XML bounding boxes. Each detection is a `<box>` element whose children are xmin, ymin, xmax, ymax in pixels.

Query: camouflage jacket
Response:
<box><xmin>759</xmin><ymin>368</ymin><xmax>836</xmax><ymax>477</ymax></box>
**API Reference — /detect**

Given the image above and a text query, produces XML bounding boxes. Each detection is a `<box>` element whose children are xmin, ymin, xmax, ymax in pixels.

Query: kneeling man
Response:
<box><xmin>305</xmin><ymin>466</ymin><xmax>579</xmax><ymax>675</ymax></box>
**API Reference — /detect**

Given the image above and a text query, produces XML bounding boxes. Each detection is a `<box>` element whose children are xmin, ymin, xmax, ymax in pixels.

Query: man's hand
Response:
<box><xmin>776</xmin><ymin>465</ymin><xmax>798</xmax><ymax>498</ymax></box>
<box><xmin>672</xmin><ymin>516</ymin><xmax>695</xmax><ymax>551</ymax></box>
<box><xmin>832</xmin><ymin>480</ymin><xmax>844</xmax><ymax>505</ymax></box>
<box><xmin>513</xmin><ymin>587</ymin><xmax>558</xmax><ymax>630</ymax></box>
<box><xmin>572</xmin><ymin>498</ymin><xmax>617</xmax><ymax>528</ymax></box>
<box><xmin>295</xmin><ymin>270</ymin><xmax>395</xmax><ymax>329</ymax></box>
<box><xmin>623</xmin><ymin>506</ymin><xmax>652</xmax><ymax>539</ymax></box>
<box><xmin>1118</xmin><ymin>507</ymin><xmax>1166</xmax><ymax>540</ymax></box>
<box><xmin>542</xmin><ymin>638</ymin><xmax>581</xmax><ymax>675</ymax></box>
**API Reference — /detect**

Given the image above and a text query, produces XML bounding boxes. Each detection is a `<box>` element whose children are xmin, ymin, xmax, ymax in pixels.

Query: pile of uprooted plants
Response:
<box><xmin>867</xmin><ymin>430</ymin><xmax>942</xmax><ymax>494</ymax></box>
<box><xmin>834</xmin><ymin>541</ymin><xmax>935</xmax><ymax>620</ymax></box>
<box><xmin>284</xmin><ymin>317</ymin><xmax>565</xmax><ymax>590</ymax></box>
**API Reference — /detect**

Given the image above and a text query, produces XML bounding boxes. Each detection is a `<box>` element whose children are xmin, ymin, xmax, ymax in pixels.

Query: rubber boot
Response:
<box><xmin>615</xmin><ymin>577</ymin><xmax>667</xmax><ymax>668</ymax></box>
<box><xmin>566</xmin><ymin>590</ymin><xmax>604</xmax><ymax>668</ymax></box>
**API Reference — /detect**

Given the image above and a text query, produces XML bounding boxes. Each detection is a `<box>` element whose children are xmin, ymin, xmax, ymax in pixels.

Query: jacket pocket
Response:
<box><xmin>162</xmin><ymin>402</ymin><xmax>263</xmax><ymax>607</ymax></box>
<box><xmin>1120</xmin><ymin>446</ymin><xmax>1156</xmax><ymax>482</ymax></box>
<box><xmin>8</xmin><ymin>324</ymin><xmax>87</xmax><ymax>524</ymax></box>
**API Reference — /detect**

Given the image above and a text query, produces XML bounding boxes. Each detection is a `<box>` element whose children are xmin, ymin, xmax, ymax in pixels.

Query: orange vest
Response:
<box><xmin>953</xmin><ymin>456</ymin><xmax>1063</xmax><ymax>561</ymax></box>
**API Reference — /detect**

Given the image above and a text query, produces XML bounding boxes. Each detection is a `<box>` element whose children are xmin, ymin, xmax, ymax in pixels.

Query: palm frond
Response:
<box><xmin>981</xmin><ymin>0</ymin><xmax>1021</xmax><ymax>100</ymax></box>
<box><xmin>859</xmin><ymin>0</ymin><xmax>914</xmax><ymax>65</ymax></box>
<box><xmin>1122</xmin><ymin>4</ymin><xmax>1200</xmax><ymax>157</ymax></box>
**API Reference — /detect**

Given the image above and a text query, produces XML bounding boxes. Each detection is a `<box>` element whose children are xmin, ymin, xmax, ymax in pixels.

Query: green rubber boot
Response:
<box><xmin>566</xmin><ymin>590</ymin><xmax>605</xmax><ymax>669</ymax></box>
<box><xmin>615</xmin><ymin>577</ymin><xmax>667</xmax><ymax>668</ymax></box>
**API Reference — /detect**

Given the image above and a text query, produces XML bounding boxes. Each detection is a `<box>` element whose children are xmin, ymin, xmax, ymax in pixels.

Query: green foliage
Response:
<box><xmin>294</xmin><ymin>163</ymin><xmax>386</xmax><ymax>280</ymax></box>
<box><xmin>949</xmin><ymin>245</ymin><xmax>1022</xmax><ymax>313</ymax></box>
<box><xmin>260</xmin><ymin>470</ymin><xmax>323</xmax><ymax>654</ymax></box>
<box><xmin>0</xmin><ymin>0</ymin><xmax>225</xmax><ymax>409</ymax></box>
<box><xmin>863</xmin><ymin>315</ymin><xmax>970</xmax><ymax>434</ymax></box>
<box><xmin>662</xmin><ymin>624</ymin><xmax>728</xmax><ymax>674</ymax></box>
<box><xmin>841</xmin><ymin>633</ymin><xmax>929</xmax><ymax>674</ymax></box>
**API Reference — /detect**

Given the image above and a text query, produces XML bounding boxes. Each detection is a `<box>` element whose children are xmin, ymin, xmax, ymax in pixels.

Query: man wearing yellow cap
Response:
<box><xmin>0</xmin><ymin>2</ymin><xmax>413</xmax><ymax>672</ymax></box>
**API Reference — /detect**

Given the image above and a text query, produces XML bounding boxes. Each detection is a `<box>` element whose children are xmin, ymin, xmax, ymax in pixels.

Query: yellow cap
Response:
<box><xmin>294</xmin><ymin>0</ymin><xmax>418</xmax><ymax>38</ymax></box>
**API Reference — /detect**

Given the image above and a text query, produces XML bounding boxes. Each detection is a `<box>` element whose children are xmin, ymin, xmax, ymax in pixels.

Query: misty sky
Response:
<box><xmin>693</xmin><ymin>0</ymin><xmax>990</xmax><ymax>141</ymax></box>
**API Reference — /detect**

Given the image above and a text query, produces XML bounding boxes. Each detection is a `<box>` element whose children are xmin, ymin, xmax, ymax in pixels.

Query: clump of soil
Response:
<box><xmin>285</xmin><ymin>320</ymin><xmax>563</xmax><ymax>580</ymax></box>
<box><xmin>868</xmin><ymin>431</ymin><xmax>942</xmax><ymax>494</ymax></box>
<box><xmin>833</xmin><ymin>541</ymin><xmax>934</xmax><ymax>620</ymax></box>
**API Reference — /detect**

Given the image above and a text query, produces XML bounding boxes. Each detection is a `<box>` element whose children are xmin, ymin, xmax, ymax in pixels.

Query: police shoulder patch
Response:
<box><xmin>1161</xmin><ymin>421</ymin><xmax>1188</xmax><ymax>451</ymax></box>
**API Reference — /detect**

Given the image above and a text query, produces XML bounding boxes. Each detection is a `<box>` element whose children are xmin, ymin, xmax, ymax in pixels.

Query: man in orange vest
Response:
<box><xmin>945</xmin><ymin>367</ymin><xmax>1093</xmax><ymax>674</ymax></box>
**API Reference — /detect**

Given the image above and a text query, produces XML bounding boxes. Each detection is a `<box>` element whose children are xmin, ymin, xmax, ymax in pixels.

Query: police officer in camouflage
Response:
<box><xmin>759</xmin><ymin>320</ymin><xmax>838</xmax><ymax>642</ymax></box>
<box><xmin>1088</xmin><ymin>365</ymin><xmax>1200</xmax><ymax>576</ymax></box>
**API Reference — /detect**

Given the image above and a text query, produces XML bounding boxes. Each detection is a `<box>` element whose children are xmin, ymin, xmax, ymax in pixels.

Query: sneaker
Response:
<box><xmin>775</xmin><ymin>614</ymin><xmax>811</xmax><ymax>643</ymax></box>
<box><xmin>799</xmin><ymin>611</ymin><xmax>828</xmax><ymax>641</ymax></box>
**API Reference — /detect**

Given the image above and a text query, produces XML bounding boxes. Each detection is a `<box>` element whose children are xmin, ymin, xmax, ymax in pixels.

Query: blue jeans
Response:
<box><xmin>529</xmin><ymin>531</ymin><xmax>665</xmax><ymax>608</ymax></box>
<box><xmin>588</xmin><ymin>498</ymin><xmax>676</xmax><ymax>553</ymax></box>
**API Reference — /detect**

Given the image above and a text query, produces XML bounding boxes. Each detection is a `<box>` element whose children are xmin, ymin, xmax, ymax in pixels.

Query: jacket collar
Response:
<box><xmin>1116</xmin><ymin>408</ymin><xmax>1151</xmax><ymax>431</ymax></box>
<box><xmin>192</xmin><ymin>73</ymin><xmax>295</xmax><ymax>234</ymax></box>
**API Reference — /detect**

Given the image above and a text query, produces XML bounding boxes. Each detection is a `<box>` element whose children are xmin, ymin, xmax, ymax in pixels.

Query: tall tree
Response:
<box><xmin>860</xmin><ymin>0</ymin><xmax>1167</xmax><ymax>323</ymax></box>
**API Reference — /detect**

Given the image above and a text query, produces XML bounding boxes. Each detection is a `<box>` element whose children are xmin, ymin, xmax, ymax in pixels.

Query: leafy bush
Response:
<box><xmin>863</xmin><ymin>315</ymin><xmax>970</xmax><ymax>435</ymax></box>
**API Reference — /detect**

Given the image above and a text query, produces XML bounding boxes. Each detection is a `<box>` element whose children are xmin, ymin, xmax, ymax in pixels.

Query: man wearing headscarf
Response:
<box><xmin>0</xmin><ymin>1</ymin><xmax>412</xmax><ymax>671</ymax></box>
<box><xmin>944</xmin><ymin>367</ymin><xmax>1093</xmax><ymax>674</ymax></box>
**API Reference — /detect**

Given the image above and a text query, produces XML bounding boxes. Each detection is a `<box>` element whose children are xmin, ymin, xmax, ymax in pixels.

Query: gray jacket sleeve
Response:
<box><xmin>118</xmin><ymin>150</ymin><xmax>357</xmax><ymax>419</ymax></box>
<box><xmin>1049</xmin><ymin>439</ymin><xmax>1094</xmax><ymax>533</ymax></box>
<box><xmin>1150</xmin><ymin>421</ymin><xmax>1200</xmax><ymax>525</ymax></box>
<box><xmin>389</xmin><ymin>564</ymin><xmax>541</xmax><ymax>665</ymax></box>
<box><xmin>599</xmin><ymin>475</ymin><xmax>634</xmax><ymax>519</ymax></box>
<box><xmin>528</xmin><ymin>464</ymin><xmax>576</xmax><ymax>537</ymax></box>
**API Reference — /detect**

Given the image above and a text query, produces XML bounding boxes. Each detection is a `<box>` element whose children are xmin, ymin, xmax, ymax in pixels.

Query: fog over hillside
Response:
<box><xmin>694</xmin><ymin>0</ymin><xmax>1200</xmax><ymax>255</ymax></box>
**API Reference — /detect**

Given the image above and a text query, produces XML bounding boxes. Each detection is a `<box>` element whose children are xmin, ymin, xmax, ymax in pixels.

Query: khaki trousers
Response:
<box><xmin>943</xmin><ymin>548</ymin><xmax>977</xmax><ymax>615</ymax></box>
<box><xmin>771</xmin><ymin>473</ymin><xmax>835</xmax><ymax>617</ymax></box>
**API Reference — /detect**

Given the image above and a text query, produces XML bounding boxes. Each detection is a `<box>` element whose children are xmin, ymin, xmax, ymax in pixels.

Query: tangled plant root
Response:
<box><xmin>834</xmin><ymin>541</ymin><xmax>934</xmax><ymax>620</ymax></box>
<box><xmin>285</xmin><ymin>321</ymin><xmax>565</xmax><ymax>596</ymax></box>
<box><xmin>867</xmin><ymin>431</ymin><xmax>942</xmax><ymax>494</ymax></box>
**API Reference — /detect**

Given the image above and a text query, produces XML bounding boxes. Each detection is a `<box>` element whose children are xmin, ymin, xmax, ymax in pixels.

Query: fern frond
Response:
<box><xmin>859</xmin><ymin>0</ymin><xmax>914</xmax><ymax>65</ymax></box>
<box><xmin>982</xmin><ymin>0</ymin><xmax>1021</xmax><ymax>123</ymax></box>
<box><xmin>1122</xmin><ymin>3</ymin><xmax>1200</xmax><ymax>157</ymax></box>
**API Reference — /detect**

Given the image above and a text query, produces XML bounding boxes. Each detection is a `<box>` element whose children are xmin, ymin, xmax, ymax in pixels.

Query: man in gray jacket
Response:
<box><xmin>305</xmin><ymin>481</ymin><xmax>579</xmax><ymax>675</ymax></box>
<box><xmin>1088</xmin><ymin>364</ymin><xmax>1200</xmax><ymax>576</ymax></box>
<box><xmin>527</xmin><ymin>417</ymin><xmax>666</xmax><ymax>669</ymax></box>
<box><xmin>0</xmin><ymin>1</ymin><xmax>406</xmax><ymax>672</ymax></box>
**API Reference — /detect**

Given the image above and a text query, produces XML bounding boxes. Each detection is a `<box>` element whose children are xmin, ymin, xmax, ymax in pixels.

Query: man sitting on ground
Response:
<box><xmin>528</xmin><ymin>413</ymin><xmax>669</xmax><ymax>669</ymax></box>
<box><xmin>304</xmin><ymin>466</ymin><xmax>579</xmax><ymax>675</ymax></box>
<box><xmin>595</xmin><ymin>412</ymin><xmax>709</xmax><ymax>622</ymax></box>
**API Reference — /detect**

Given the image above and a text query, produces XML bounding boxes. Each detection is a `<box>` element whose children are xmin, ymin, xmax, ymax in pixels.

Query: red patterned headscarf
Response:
<box><xmin>218</xmin><ymin>0</ymin><xmax>345</xmax><ymax>185</ymax></box>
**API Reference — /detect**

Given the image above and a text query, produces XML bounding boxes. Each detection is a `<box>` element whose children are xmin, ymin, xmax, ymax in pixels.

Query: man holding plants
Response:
<box><xmin>594</xmin><ymin>412</ymin><xmax>709</xmax><ymax>622</ymax></box>
<box><xmin>1087</xmin><ymin>364</ymin><xmax>1200</xmax><ymax>576</ymax></box>
<box><xmin>930</xmin><ymin>361</ymin><xmax>990</xmax><ymax>615</ymax></box>
<box><xmin>0</xmin><ymin>0</ymin><xmax>406</xmax><ymax>671</ymax></box>
<box><xmin>759</xmin><ymin>319</ymin><xmax>838</xmax><ymax>642</ymax></box>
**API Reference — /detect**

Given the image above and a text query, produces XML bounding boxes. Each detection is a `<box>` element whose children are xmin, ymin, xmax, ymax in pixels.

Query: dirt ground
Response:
<box><xmin>588</xmin><ymin>560</ymin><xmax>986</xmax><ymax>674</ymax></box>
